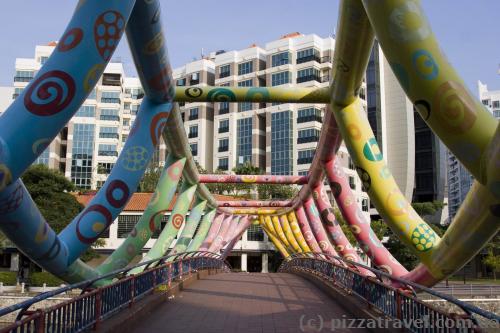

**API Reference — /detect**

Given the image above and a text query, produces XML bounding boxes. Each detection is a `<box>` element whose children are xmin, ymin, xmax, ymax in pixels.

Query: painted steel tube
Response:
<box><xmin>312</xmin><ymin>183</ymin><xmax>362</xmax><ymax>263</ymax></box>
<box><xmin>279</xmin><ymin>215</ymin><xmax>302</xmax><ymax>253</ymax></box>
<box><xmin>260</xmin><ymin>221</ymin><xmax>290</xmax><ymax>258</ymax></box>
<box><xmin>97</xmin><ymin>155</ymin><xmax>185</xmax><ymax>274</ymax></box>
<box><xmin>129</xmin><ymin>183</ymin><xmax>197</xmax><ymax>274</ymax></box>
<box><xmin>361</xmin><ymin>0</ymin><xmax>497</xmax><ymax>185</ymax></box>
<box><xmin>217</xmin><ymin>200</ymin><xmax>293</xmax><ymax>208</ymax></box>
<box><xmin>271</xmin><ymin>216</ymin><xmax>291</xmax><ymax>249</ymax></box>
<box><xmin>170</xmin><ymin>199</ymin><xmax>207</xmax><ymax>255</ymax></box>
<box><xmin>287</xmin><ymin>212</ymin><xmax>311</xmax><ymax>253</ymax></box>
<box><xmin>261</xmin><ymin>215</ymin><xmax>276</xmax><ymax>235</ymax></box>
<box><xmin>229</xmin><ymin>209</ymin><xmax>278</xmax><ymax>215</ymax></box>
<box><xmin>186</xmin><ymin>209</ymin><xmax>216</xmax><ymax>252</ymax></box>
<box><xmin>295</xmin><ymin>206</ymin><xmax>321</xmax><ymax>253</ymax></box>
<box><xmin>208</xmin><ymin>215</ymin><xmax>233</xmax><ymax>253</ymax></box>
<box><xmin>325</xmin><ymin>159</ymin><xmax>408</xmax><ymax>277</ymax></box>
<box><xmin>222</xmin><ymin>215</ymin><xmax>252</xmax><ymax>259</ymax></box>
<box><xmin>174</xmin><ymin>86</ymin><xmax>329</xmax><ymax>104</ymax></box>
<box><xmin>222</xmin><ymin>215</ymin><xmax>242</xmax><ymax>248</ymax></box>
<box><xmin>303</xmin><ymin>197</ymin><xmax>338</xmax><ymax>256</ymax></box>
<box><xmin>199</xmin><ymin>175</ymin><xmax>307</xmax><ymax>184</ymax></box>
<box><xmin>199</xmin><ymin>213</ymin><xmax>225</xmax><ymax>251</ymax></box>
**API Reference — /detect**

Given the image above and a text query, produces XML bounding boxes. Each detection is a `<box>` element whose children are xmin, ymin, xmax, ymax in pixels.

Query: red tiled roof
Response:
<box><xmin>280</xmin><ymin>32</ymin><xmax>302</xmax><ymax>39</ymax></box>
<box><xmin>73</xmin><ymin>192</ymin><xmax>240</xmax><ymax>212</ymax></box>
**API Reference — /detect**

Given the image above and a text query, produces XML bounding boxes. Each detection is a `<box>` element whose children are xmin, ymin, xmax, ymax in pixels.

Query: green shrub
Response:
<box><xmin>0</xmin><ymin>271</ymin><xmax>17</xmax><ymax>285</ymax></box>
<box><xmin>29</xmin><ymin>272</ymin><xmax>64</xmax><ymax>287</ymax></box>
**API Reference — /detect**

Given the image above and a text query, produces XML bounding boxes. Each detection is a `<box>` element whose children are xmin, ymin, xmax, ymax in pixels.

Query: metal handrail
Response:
<box><xmin>0</xmin><ymin>251</ymin><xmax>229</xmax><ymax>320</ymax></box>
<box><xmin>279</xmin><ymin>253</ymin><xmax>500</xmax><ymax>329</ymax></box>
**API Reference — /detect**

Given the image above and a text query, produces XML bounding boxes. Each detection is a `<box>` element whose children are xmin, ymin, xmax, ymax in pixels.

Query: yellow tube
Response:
<box><xmin>271</xmin><ymin>216</ymin><xmax>291</xmax><ymax>249</ymax></box>
<box><xmin>287</xmin><ymin>212</ymin><xmax>311</xmax><ymax>253</ymax></box>
<box><xmin>279</xmin><ymin>215</ymin><xmax>302</xmax><ymax>253</ymax></box>
<box><xmin>261</xmin><ymin>224</ymin><xmax>290</xmax><ymax>258</ymax></box>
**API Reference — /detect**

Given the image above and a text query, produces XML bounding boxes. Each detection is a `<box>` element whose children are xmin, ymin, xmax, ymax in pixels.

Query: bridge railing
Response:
<box><xmin>0</xmin><ymin>251</ymin><xmax>229</xmax><ymax>333</ymax></box>
<box><xmin>279</xmin><ymin>253</ymin><xmax>500</xmax><ymax>332</ymax></box>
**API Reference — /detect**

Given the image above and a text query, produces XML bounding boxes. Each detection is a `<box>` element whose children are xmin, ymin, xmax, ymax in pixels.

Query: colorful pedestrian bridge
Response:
<box><xmin>0</xmin><ymin>0</ymin><xmax>498</xmax><ymax>332</ymax></box>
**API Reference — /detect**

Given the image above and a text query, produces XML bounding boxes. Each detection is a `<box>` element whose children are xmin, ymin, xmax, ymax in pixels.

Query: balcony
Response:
<box><xmin>100</xmin><ymin>115</ymin><xmax>120</xmax><ymax>121</ymax></box>
<box><xmin>297</xmin><ymin>136</ymin><xmax>320</xmax><ymax>144</ymax></box>
<box><xmin>320</xmin><ymin>56</ymin><xmax>331</xmax><ymax>63</ymax></box>
<box><xmin>297</xmin><ymin>75</ymin><xmax>321</xmax><ymax>84</ymax></box>
<box><xmin>188</xmin><ymin>132</ymin><xmax>198</xmax><ymax>139</ymax></box>
<box><xmin>99</xmin><ymin>133</ymin><xmax>119</xmax><ymax>139</ymax></box>
<box><xmin>218</xmin><ymin>127</ymin><xmax>229</xmax><ymax>133</ymax></box>
<box><xmin>297</xmin><ymin>115</ymin><xmax>322</xmax><ymax>124</ymax></box>
<box><xmin>296</xmin><ymin>55</ymin><xmax>321</xmax><ymax>64</ymax></box>
<box><xmin>218</xmin><ymin>146</ymin><xmax>229</xmax><ymax>153</ymax></box>
<box><xmin>13</xmin><ymin>76</ymin><xmax>33</xmax><ymax>82</ymax></box>
<box><xmin>98</xmin><ymin>151</ymin><xmax>118</xmax><ymax>157</ymax></box>
<box><xmin>297</xmin><ymin>157</ymin><xmax>313</xmax><ymax>165</ymax></box>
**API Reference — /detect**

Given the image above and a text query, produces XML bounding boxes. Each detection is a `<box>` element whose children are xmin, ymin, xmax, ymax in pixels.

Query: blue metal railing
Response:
<box><xmin>279</xmin><ymin>253</ymin><xmax>500</xmax><ymax>333</ymax></box>
<box><xmin>0</xmin><ymin>251</ymin><xmax>230</xmax><ymax>333</ymax></box>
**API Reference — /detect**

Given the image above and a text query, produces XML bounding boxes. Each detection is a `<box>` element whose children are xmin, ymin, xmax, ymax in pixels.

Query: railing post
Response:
<box><xmin>179</xmin><ymin>260</ymin><xmax>183</xmax><ymax>278</ymax></box>
<box><xmin>167</xmin><ymin>263</ymin><xmax>172</xmax><ymax>287</ymax></box>
<box><xmin>395</xmin><ymin>290</ymin><xmax>402</xmax><ymax>320</ymax></box>
<box><xmin>129</xmin><ymin>277</ymin><xmax>135</xmax><ymax>308</ymax></box>
<box><xmin>35</xmin><ymin>309</ymin><xmax>45</xmax><ymax>333</ymax></box>
<box><xmin>93</xmin><ymin>289</ymin><xmax>103</xmax><ymax>331</ymax></box>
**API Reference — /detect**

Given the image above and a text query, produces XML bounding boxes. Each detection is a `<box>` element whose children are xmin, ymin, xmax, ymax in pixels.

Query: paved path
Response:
<box><xmin>129</xmin><ymin>272</ymin><xmax>369</xmax><ymax>333</ymax></box>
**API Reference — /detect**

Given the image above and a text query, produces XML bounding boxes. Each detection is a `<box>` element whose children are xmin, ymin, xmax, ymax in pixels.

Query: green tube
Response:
<box><xmin>129</xmin><ymin>183</ymin><xmax>197</xmax><ymax>274</ymax></box>
<box><xmin>97</xmin><ymin>155</ymin><xmax>185</xmax><ymax>275</ymax></box>
<box><xmin>186</xmin><ymin>209</ymin><xmax>216</xmax><ymax>252</ymax></box>
<box><xmin>169</xmin><ymin>198</ymin><xmax>207</xmax><ymax>256</ymax></box>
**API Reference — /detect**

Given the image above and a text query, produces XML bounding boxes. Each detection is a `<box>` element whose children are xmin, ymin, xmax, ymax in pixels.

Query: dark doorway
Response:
<box><xmin>247</xmin><ymin>255</ymin><xmax>262</xmax><ymax>272</ymax></box>
<box><xmin>226</xmin><ymin>255</ymin><xmax>241</xmax><ymax>271</ymax></box>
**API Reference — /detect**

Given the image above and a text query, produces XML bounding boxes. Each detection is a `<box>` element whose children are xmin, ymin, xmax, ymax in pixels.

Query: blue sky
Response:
<box><xmin>0</xmin><ymin>1</ymin><xmax>498</xmax><ymax>95</ymax></box>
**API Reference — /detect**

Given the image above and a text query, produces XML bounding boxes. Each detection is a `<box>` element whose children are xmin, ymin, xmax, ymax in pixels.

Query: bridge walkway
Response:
<box><xmin>128</xmin><ymin>272</ymin><xmax>369</xmax><ymax>333</ymax></box>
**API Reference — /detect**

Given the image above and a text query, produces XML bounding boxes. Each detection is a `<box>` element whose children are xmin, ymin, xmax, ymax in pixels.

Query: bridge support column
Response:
<box><xmin>261</xmin><ymin>253</ymin><xmax>268</xmax><ymax>273</ymax></box>
<box><xmin>241</xmin><ymin>253</ymin><xmax>248</xmax><ymax>272</ymax></box>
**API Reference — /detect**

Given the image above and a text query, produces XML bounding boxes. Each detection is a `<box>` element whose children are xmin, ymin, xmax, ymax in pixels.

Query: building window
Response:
<box><xmin>247</xmin><ymin>224</ymin><xmax>264</xmax><ymax>241</ymax></box>
<box><xmin>97</xmin><ymin>162</ymin><xmax>114</xmax><ymax>174</ymax></box>
<box><xmin>190</xmin><ymin>143</ymin><xmax>198</xmax><ymax>156</ymax></box>
<box><xmin>34</xmin><ymin>147</ymin><xmax>50</xmax><ymax>166</ymax></box>
<box><xmin>493</xmin><ymin>100</ymin><xmax>500</xmax><ymax>109</ymax></box>
<box><xmin>12</xmin><ymin>87</ymin><xmax>24</xmax><ymax>99</ymax></box>
<box><xmin>219</xmin><ymin>102</ymin><xmax>230</xmax><ymax>114</ymax></box>
<box><xmin>100</xmin><ymin>91</ymin><xmax>121</xmax><ymax>104</ymax></box>
<box><xmin>130</xmin><ymin>104</ymin><xmax>140</xmax><ymax>115</ymax></box>
<box><xmin>218</xmin><ymin>158</ymin><xmax>228</xmax><ymax>171</ymax></box>
<box><xmin>219</xmin><ymin>64</ymin><xmax>231</xmax><ymax>78</ymax></box>
<box><xmin>238</xmin><ymin>61</ymin><xmax>253</xmax><ymax>75</ymax></box>
<box><xmin>100</xmin><ymin>108</ymin><xmax>120</xmax><ymax>121</ymax></box>
<box><xmin>298</xmin><ymin>149</ymin><xmax>315</xmax><ymax>165</ymax></box>
<box><xmin>123</xmin><ymin>119</ymin><xmax>130</xmax><ymax>127</ymax></box>
<box><xmin>349</xmin><ymin>176</ymin><xmax>356</xmax><ymax>190</ymax></box>
<box><xmin>75</xmin><ymin>105</ymin><xmax>95</xmax><ymax>117</ymax></box>
<box><xmin>14</xmin><ymin>70</ymin><xmax>34</xmax><ymax>82</ymax></box>
<box><xmin>118</xmin><ymin>215</ymin><xmax>140</xmax><ymax>238</ymax></box>
<box><xmin>348</xmin><ymin>157</ymin><xmax>355</xmax><ymax>170</ymax></box>
<box><xmin>298</xmin><ymin>170</ymin><xmax>308</xmax><ymax>176</ymax></box>
<box><xmin>271</xmin><ymin>71</ymin><xmax>291</xmax><ymax>86</ymax></box>
<box><xmin>297</xmin><ymin>67</ymin><xmax>320</xmax><ymax>83</ymax></box>
<box><xmin>39</xmin><ymin>56</ymin><xmax>49</xmax><ymax>65</ymax></box>
<box><xmin>297</xmin><ymin>128</ymin><xmax>320</xmax><ymax>144</ymax></box>
<box><xmin>297</xmin><ymin>107</ymin><xmax>322</xmax><ymax>123</ymax></box>
<box><xmin>296</xmin><ymin>48</ymin><xmax>320</xmax><ymax>64</ymax></box>
<box><xmin>176</xmin><ymin>78</ymin><xmax>186</xmax><ymax>86</ymax></box>
<box><xmin>71</xmin><ymin>124</ymin><xmax>95</xmax><ymax>189</ymax></box>
<box><xmin>218</xmin><ymin>138</ymin><xmax>229</xmax><ymax>152</ymax></box>
<box><xmin>271</xmin><ymin>111</ymin><xmax>293</xmax><ymax>175</ymax></box>
<box><xmin>237</xmin><ymin>118</ymin><xmax>252</xmax><ymax>165</ymax></box>
<box><xmin>99</xmin><ymin>126</ymin><xmax>119</xmax><ymax>139</ymax></box>
<box><xmin>98</xmin><ymin>144</ymin><xmax>118</xmax><ymax>157</ymax></box>
<box><xmin>188</xmin><ymin>125</ymin><xmax>198</xmax><ymax>138</ymax></box>
<box><xmin>190</xmin><ymin>72</ymin><xmax>200</xmax><ymax>85</ymax></box>
<box><xmin>124</xmin><ymin>102</ymin><xmax>130</xmax><ymax>111</ymax></box>
<box><xmin>494</xmin><ymin>110</ymin><xmax>500</xmax><ymax>118</ymax></box>
<box><xmin>238</xmin><ymin>79</ymin><xmax>252</xmax><ymax>87</ymax></box>
<box><xmin>481</xmin><ymin>99</ymin><xmax>490</xmax><ymax>106</ymax></box>
<box><xmin>271</xmin><ymin>52</ymin><xmax>290</xmax><ymax>67</ymax></box>
<box><xmin>219</xmin><ymin>119</ymin><xmax>229</xmax><ymax>133</ymax></box>
<box><xmin>362</xmin><ymin>199</ymin><xmax>369</xmax><ymax>212</ymax></box>
<box><xmin>130</xmin><ymin>88</ymin><xmax>143</xmax><ymax>99</ymax></box>
<box><xmin>189</xmin><ymin>107</ymin><xmax>199</xmax><ymax>120</ymax></box>
<box><xmin>238</xmin><ymin>103</ymin><xmax>252</xmax><ymax>112</ymax></box>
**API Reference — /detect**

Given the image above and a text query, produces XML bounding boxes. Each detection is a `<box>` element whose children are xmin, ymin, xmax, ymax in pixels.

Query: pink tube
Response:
<box><xmin>312</xmin><ymin>183</ymin><xmax>361</xmax><ymax>262</ymax></box>
<box><xmin>208</xmin><ymin>215</ymin><xmax>233</xmax><ymax>253</ymax></box>
<box><xmin>324</xmin><ymin>159</ymin><xmax>408</xmax><ymax>277</ymax></box>
<box><xmin>199</xmin><ymin>213</ymin><xmax>225</xmax><ymax>251</ymax></box>
<box><xmin>220</xmin><ymin>216</ymin><xmax>240</xmax><ymax>248</ymax></box>
<box><xmin>221</xmin><ymin>215</ymin><xmax>252</xmax><ymax>259</ymax></box>
<box><xmin>303</xmin><ymin>197</ymin><xmax>338</xmax><ymax>256</ymax></box>
<box><xmin>217</xmin><ymin>200</ymin><xmax>293</xmax><ymax>207</ymax></box>
<box><xmin>295</xmin><ymin>206</ymin><xmax>321</xmax><ymax>253</ymax></box>
<box><xmin>199</xmin><ymin>174</ymin><xmax>308</xmax><ymax>184</ymax></box>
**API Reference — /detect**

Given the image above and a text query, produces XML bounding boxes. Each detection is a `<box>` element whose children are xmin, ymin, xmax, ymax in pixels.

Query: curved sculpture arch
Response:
<box><xmin>0</xmin><ymin>0</ymin><xmax>497</xmax><ymax>288</ymax></box>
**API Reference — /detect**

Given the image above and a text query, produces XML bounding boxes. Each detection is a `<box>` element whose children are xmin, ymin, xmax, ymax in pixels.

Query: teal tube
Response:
<box><xmin>129</xmin><ymin>183</ymin><xmax>197</xmax><ymax>274</ymax></box>
<box><xmin>186</xmin><ymin>209</ymin><xmax>216</xmax><ymax>252</ymax></box>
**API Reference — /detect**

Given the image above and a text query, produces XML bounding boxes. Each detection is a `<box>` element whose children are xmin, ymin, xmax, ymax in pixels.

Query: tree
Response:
<box><xmin>334</xmin><ymin>209</ymin><xmax>387</xmax><ymax>246</ymax></box>
<box><xmin>138</xmin><ymin>167</ymin><xmax>162</xmax><ymax>192</ymax></box>
<box><xmin>411</xmin><ymin>201</ymin><xmax>446</xmax><ymax>221</ymax></box>
<box><xmin>21</xmin><ymin>164</ymin><xmax>103</xmax><ymax>262</ymax></box>
<box><xmin>483</xmin><ymin>232</ymin><xmax>500</xmax><ymax>280</ymax></box>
